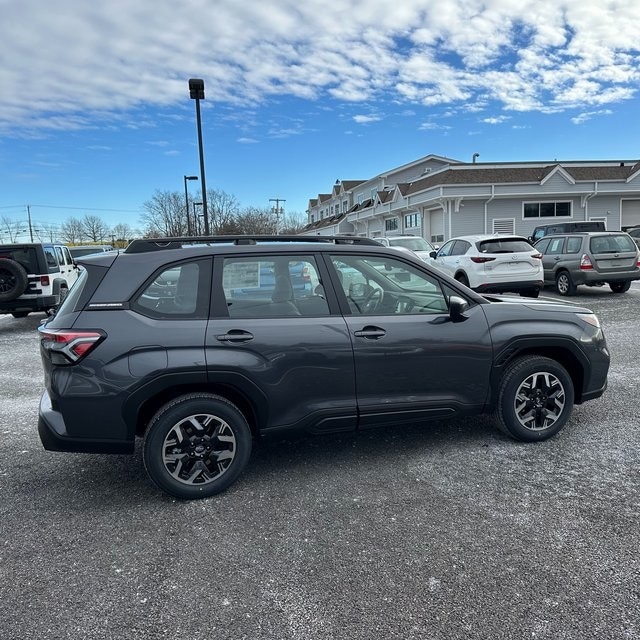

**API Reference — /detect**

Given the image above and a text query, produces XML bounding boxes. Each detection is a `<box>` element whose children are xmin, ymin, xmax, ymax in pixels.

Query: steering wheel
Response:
<box><xmin>362</xmin><ymin>287</ymin><xmax>384</xmax><ymax>313</ymax></box>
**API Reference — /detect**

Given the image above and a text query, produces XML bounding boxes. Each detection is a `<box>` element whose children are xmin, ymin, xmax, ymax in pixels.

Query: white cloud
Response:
<box><xmin>571</xmin><ymin>109</ymin><xmax>613</xmax><ymax>125</ymax></box>
<box><xmin>481</xmin><ymin>115</ymin><xmax>510</xmax><ymax>124</ymax></box>
<box><xmin>0</xmin><ymin>0</ymin><xmax>639</xmax><ymax>134</ymax></box>
<box><xmin>353</xmin><ymin>115</ymin><xmax>382</xmax><ymax>124</ymax></box>
<box><xmin>237</xmin><ymin>137</ymin><xmax>259</xmax><ymax>144</ymax></box>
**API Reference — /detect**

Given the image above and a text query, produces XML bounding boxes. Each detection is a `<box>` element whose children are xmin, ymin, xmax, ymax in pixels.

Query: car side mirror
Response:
<box><xmin>449</xmin><ymin>295</ymin><xmax>469</xmax><ymax>322</ymax></box>
<box><xmin>429</xmin><ymin>250</ymin><xmax>438</xmax><ymax>258</ymax></box>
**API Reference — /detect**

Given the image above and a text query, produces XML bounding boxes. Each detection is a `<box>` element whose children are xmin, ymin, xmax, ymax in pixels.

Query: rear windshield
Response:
<box><xmin>0</xmin><ymin>247</ymin><xmax>39</xmax><ymax>273</ymax></box>
<box><xmin>477</xmin><ymin>238</ymin><xmax>533</xmax><ymax>253</ymax></box>
<box><xmin>389</xmin><ymin>237</ymin><xmax>433</xmax><ymax>251</ymax></box>
<box><xmin>589</xmin><ymin>235</ymin><xmax>637</xmax><ymax>254</ymax></box>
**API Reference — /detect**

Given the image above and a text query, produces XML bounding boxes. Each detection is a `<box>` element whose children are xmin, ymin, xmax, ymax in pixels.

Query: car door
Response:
<box><xmin>325</xmin><ymin>252</ymin><xmax>493</xmax><ymax>428</ymax></box>
<box><xmin>205</xmin><ymin>252</ymin><xmax>357</xmax><ymax>435</ymax></box>
<box><xmin>539</xmin><ymin>236</ymin><xmax>566</xmax><ymax>281</ymax></box>
<box><xmin>429</xmin><ymin>239</ymin><xmax>456</xmax><ymax>276</ymax></box>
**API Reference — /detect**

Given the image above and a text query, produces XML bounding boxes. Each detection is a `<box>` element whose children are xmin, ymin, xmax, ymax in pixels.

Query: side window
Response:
<box><xmin>547</xmin><ymin>238</ymin><xmax>565</xmax><ymax>255</ymax></box>
<box><xmin>451</xmin><ymin>240</ymin><xmax>470</xmax><ymax>256</ymax></box>
<box><xmin>437</xmin><ymin>241</ymin><xmax>455</xmax><ymax>257</ymax></box>
<box><xmin>133</xmin><ymin>259</ymin><xmax>210</xmax><ymax>318</ymax></box>
<box><xmin>55</xmin><ymin>247</ymin><xmax>65</xmax><ymax>266</ymax></box>
<box><xmin>222</xmin><ymin>255</ymin><xmax>329</xmax><ymax>318</ymax></box>
<box><xmin>565</xmin><ymin>237</ymin><xmax>582</xmax><ymax>253</ymax></box>
<box><xmin>329</xmin><ymin>254</ymin><xmax>448</xmax><ymax>316</ymax></box>
<box><xmin>44</xmin><ymin>247</ymin><xmax>60</xmax><ymax>271</ymax></box>
<box><xmin>535</xmin><ymin>238</ymin><xmax>550</xmax><ymax>253</ymax></box>
<box><xmin>62</xmin><ymin>246</ymin><xmax>74</xmax><ymax>265</ymax></box>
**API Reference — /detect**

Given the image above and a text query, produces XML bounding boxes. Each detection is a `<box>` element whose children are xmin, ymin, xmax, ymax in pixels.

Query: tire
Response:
<box><xmin>143</xmin><ymin>393</ymin><xmax>252</xmax><ymax>499</ymax></box>
<box><xmin>11</xmin><ymin>312</ymin><xmax>29</xmax><ymax>318</ymax></box>
<box><xmin>0</xmin><ymin>258</ymin><xmax>28</xmax><ymax>302</ymax></box>
<box><xmin>555</xmin><ymin>271</ymin><xmax>576</xmax><ymax>296</ymax></box>
<box><xmin>520</xmin><ymin>288</ymin><xmax>540</xmax><ymax>298</ymax></box>
<box><xmin>609</xmin><ymin>281</ymin><xmax>631</xmax><ymax>293</ymax></box>
<box><xmin>496</xmin><ymin>356</ymin><xmax>574</xmax><ymax>442</ymax></box>
<box><xmin>455</xmin><ymin>273</ymin><xmax>470</xmax><ymax>288</ymax></box>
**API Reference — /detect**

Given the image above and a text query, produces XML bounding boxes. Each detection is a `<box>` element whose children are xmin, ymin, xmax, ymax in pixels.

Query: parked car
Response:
<box><xmin>37</xmin><ymin>234</ymin><xmax>609</xmax><ymax>499</ymax></box>
<box><xmin>370</xmin><ymin>235</ymin><xmax>437</xmax><ymax>261</ymax></box>
<box><xmin>534</xmin><ymin>231</ymin><xmax>640</xmax><ymax>295</ymax></box>
<box><xmin>427</xmin><ymin>234</ymin><xmax>543</xmax><ymax>297</ymax></box>
<box><xmin>0</xmin><ymin>242</ymin><xmax>79</xmax><ymax>317</ymax></box>
<box><xmin>67</xmin><ymin>245</ymin><xmax>114</xmax><ymax>258</ymax></box>
<box><xmin>624</xmin><ymin>226</ymin><xmax>640</xmax><ymax>249</ymax></box>
<box><xmin>529</xmin><ymin>221</ymin><xmax>606</xmax><ymax>243</ymax></box>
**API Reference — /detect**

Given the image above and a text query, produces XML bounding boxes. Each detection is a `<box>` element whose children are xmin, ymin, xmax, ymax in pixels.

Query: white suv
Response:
<box><xmin>0</xmin><ymin>243</ymin><xmax>80</xmax><ymax>317</ymax></box>
<box><xmin>370</xmin><ymin>235</ymin><xmax>436</xmax><ymax>261</ymax></box>
<box><xmin>428</xmin><ymin>234</ymin><xmax>543</xmax><ymax>297</ymax></box>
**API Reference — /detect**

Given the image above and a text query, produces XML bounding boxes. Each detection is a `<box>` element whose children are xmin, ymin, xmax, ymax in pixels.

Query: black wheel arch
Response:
<box><xmin>489</xmin><ymin>339</ymin><xmax>587</xmax><ymax>408</ymax></box>
<box><xmin>123</xmin><ymin>371</ymin><xmax>265</xmax><ymax>441</ymax></box>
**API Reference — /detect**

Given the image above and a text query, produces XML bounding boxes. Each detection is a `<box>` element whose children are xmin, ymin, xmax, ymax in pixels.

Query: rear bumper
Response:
<box><xmin>0</xmin><ymin>295</ymin><xmax>58</xmax><ymax>314</ymax></box>
<box><xmin>475</xmin><ymin>279</ymin><xmax>543</xmax><ymax>294</ymax></box>
<box><xmin>38</xmin><ymin>391</ymin><xmax>134</xmax><ymax>454</ymax></box>
<box><xmin>574</xmin><ymin>270</ymin><xmax>640</xmax><ymax>285</ymax></box>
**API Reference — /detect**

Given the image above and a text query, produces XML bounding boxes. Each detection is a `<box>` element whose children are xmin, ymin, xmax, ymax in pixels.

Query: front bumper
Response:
<box><xmin>38</xmin><ymin>391</ymin><xmax>134</xmax><ymax>454</ymax></box>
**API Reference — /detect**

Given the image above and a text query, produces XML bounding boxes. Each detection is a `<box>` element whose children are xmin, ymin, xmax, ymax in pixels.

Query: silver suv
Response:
<box><xmin>534</xmin><ymin>231</ymin><xmax>640</xmax><ymax>295</ymax></box>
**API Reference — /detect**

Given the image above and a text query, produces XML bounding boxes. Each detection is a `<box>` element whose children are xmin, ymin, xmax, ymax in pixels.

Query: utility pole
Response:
<box><xmin>269</xmin><ymin>198</ymin><xmax>286</xmax><ymax>234</ymax></box>
<box><xmin>27</xmin><ymin>205</ymin><xmax>34</xmax><ymax>242</ymax></box>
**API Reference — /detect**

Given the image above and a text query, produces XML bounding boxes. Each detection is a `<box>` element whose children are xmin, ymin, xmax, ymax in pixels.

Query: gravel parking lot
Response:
<box><xmin>1</xmin><ymin>284</ymin><xmax>638</xmax><ymax>640</ymax></box>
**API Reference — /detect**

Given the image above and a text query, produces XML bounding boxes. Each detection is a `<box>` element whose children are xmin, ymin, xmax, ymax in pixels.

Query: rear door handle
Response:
<box><xmin>354</xmin><ymin>326</ymin><xmax>386</xmax><ymax>339</ymax></box>
<box><xmin>216</xmin><ymin>330</ymin><xmax>254</xmax><ymax>343</ymax></box>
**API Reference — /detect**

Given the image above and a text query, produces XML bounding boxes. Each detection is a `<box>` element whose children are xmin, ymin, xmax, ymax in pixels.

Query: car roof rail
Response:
<box><xmin>125</xmin><ymin>235</ymin><xmax>383</xmax><ymax>253</ymax></box>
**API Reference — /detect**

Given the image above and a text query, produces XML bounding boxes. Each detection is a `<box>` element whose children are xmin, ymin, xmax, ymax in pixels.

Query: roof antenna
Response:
<box><xmin>472</xmin><ymin>153</ymin><xmax>480</xmax><ymax>163</ymax></box>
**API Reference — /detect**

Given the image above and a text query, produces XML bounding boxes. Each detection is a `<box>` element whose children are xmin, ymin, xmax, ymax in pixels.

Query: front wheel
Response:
<box><xmin>609</xmin><ymin>281</ymin><xmax>631</xmax><ymax>293</ymax></box>
<box><xmin>496</xmin><ymin>356</ymin><xmax>574</xmax><ymax>441</ymax></box>
<box><xmin>143</xmin><ymin>393</ymin><xmax>252</xmax><ymax>499</ymax></box>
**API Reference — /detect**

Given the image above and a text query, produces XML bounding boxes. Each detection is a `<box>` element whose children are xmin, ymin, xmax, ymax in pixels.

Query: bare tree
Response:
<box><xmin>233</xmin><ymin>207</ymin><xmax>278</xmax><ymax>234</ymax></box>
<box><xmin>111</xmin><ymin>222</ymin><xmax>134</xmax><ymax>247</ymax></box>
<box><xmin>59</xmin><ymin>217</ymin><xmax>84</xmax><ymax>244</ymax></box>
<box><xmin>0</xmin><ymin>216</ymin><xmax>23</xmax><ymax>242</ymax></box>
<box><xmin>140</xmin><ymin>190</ymin><xmax>187</xmax><ymax>237</ymax></box>
<box><xmin>82</xmin><ymin>214</ymin><xmax>109</xmax><ymax>242</ymax></box>
<box><xmin>205</xmin><ymin>188</ymin><xmax>241</xmax><ymax>234</ymax></box>
<box><xmin>279</xmin><ymin>211</ymin><xmax>307</xmax><ymax>235</ymax></box>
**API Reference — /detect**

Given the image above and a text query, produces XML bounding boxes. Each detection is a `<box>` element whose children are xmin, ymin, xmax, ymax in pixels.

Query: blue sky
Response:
<box><xmin>1</xmin><ymin>0</ymin><xmax>639</xmax><ymax>239</ymax></box>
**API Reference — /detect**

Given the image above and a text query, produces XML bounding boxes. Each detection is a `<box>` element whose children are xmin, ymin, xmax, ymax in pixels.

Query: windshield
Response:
<box><xmin>389</xmin><ymin>237</ymin><xmax>433</xmax><ymax>251</ymax></box>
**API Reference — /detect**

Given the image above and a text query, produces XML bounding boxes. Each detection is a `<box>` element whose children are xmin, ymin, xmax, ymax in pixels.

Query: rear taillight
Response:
<box><xmin>580</xmin><ymin>254</ymin><xmax>594</xmax><ymax>270</ymax></box>
<box><xmin>470</xmin><ymin>256</ymin><xmax>496</xmax><ymax>263</ymax></box>
<box><xmin>531</xmin><ymin>253</ymin><xmax>543</xmax><ymax>260</ymax></box>
<box><xmin>38</xmin><ymin>328</ymin><xmax>105</xmax><ymax>364</ymax></box>
<box><xmin>40</xmin><ymin>275</ymin><xmax>50</xmax><ymax>286</ymax></box>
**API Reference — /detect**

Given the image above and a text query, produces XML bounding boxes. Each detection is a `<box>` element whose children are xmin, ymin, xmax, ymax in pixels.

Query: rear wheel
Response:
<box><xmin>143</xmin><ymin>393</ymin><xmax>252</xmax><ymax>499</ymax></box>
<box><xmin>455</xmin><ymin>273</ymin><xmax>470</xmax><ymax>288</ymax></box>
<box><xmin>11</xmin><ymin>312</ymin><xmax>29</xmax><ymax>318</ymax></box>
<box><xmin>496</xmin><ymin>356</ymin><xmax>574</xmax><ymax>441</ymax></box>
<box><xmin>555</xmin><ymin>271</ymin><xmax>576</xmax><ymax>296</ymax></box>
<box><xmin>609</xmin><ymin>281</ymin><xmax>631</xmax><ymax>293</ymax></box>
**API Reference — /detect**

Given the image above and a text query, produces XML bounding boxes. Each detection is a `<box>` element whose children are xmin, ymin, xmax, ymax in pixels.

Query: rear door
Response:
<box><xmin>205</xmin><ymin>252</ymin><xmax>357</xmax><ymax>435</ymax></box>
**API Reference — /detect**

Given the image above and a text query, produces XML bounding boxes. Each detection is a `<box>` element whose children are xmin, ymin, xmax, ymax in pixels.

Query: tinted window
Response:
<box><xmin>389</xmin><ymin>237</ymin><xmax>433</xmax><ymax>252</ymax></box>
<box><xmin>222</xmin><ymin>255</ymin><xmax>328</xmax><ymax>318</ymax></box>
<box><xmin>535</xmin><ymin>238</ymin><xmax>550</xmax><ymax>253</ymax></box>
<box><xmin>565</xmin><ymin>237</ymin><xmax>582</xmax><ymax>253</ymax></box>
<box><xmin>133</xmin><ymin>259</ymin><xmax>210</xmax><ymax>318</ymax></box>
<box><xmin>329</xmin><ymin>254</ymin><xmax>448</xmax><ymax>316</ymax></box>
<box><xmin>589</xmin><ymin>235</ymin><xmax>637</xmax><ymax>254</ymax></box>
<box><xmin>0</xmin><ymin>247</ymin><xmax>38</xmax><ymax>273</ymax></box>
<box><xmin>451</xmin><ymin>240</ymin><xmax>470</xmax><ymax>256</ymax></box>
<box><xmin>477</xmin><ymin>238</ymin><xmax>533</xmax><ymax>253</ymax></box>
<box><xmin>44</xmin><ymin>247</ymin><xmax>60</xmax><ymax>271</ymax></box>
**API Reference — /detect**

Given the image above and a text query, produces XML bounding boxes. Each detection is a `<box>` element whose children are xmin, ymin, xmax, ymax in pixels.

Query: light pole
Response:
<box><xmin>269</xmin><ymin>198</ymin><xmax>286</xmax><ymax>234</ymax></box>
<box><xmin>188</xmin><ymin>78</ymin><xmax>209</xmax><ymax>235</ymax></box>
<box><xmin>183</xmin><ymin>175</ymin><xmax>198</xmax><ymax>236</ymax></box>
<box><xmin>192</xmin><ymin>202</ymin><xmax>203</xmax><ymax>235</ymax></box>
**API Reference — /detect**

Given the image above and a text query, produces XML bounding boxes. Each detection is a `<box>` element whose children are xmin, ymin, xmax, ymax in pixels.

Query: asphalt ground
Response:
<box><xmin>1</xmin><ymin>283</ymin><xmax>638</xmax><ymax>640</ymax></box>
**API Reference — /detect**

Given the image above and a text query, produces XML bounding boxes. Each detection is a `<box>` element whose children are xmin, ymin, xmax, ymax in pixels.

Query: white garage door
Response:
<box><xmin>622</xmin><ymin>200</ymin><xmax>640</xmax><ymax>229</ymax></box>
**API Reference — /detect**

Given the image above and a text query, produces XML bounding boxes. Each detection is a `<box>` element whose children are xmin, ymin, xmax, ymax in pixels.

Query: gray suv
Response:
<box><xmin>534</xmin><ymin>231</ymin><xmax>640</xmax><ymax>295</ymax></box>
<box><xmin>37</xmin><ymin>235</ymin><xmax>610</xmax><ymax>499</ymax></box>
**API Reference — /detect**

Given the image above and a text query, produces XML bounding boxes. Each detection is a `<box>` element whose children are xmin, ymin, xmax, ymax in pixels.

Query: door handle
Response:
<box><xmin>354</xmin><ymin>326</ymin><xmax>386</xmax><ymax>339</ymax></box>
<box><xmin>216</xmin><ymin>330</ymin><xmax>254</xmax><ymax>343</ymax></box>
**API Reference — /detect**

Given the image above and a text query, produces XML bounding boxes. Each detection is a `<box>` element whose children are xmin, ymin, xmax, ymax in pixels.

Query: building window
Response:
<box><xmin>357</xmin><ymin>192</ymin><xmax>365</xmax><ymax>204</ymax></box>
<box><xmin>523</xmin><ymin>201</ymin><xmax>572</xmax><ymax>218</ymax></box>
<box><xmin>385</xmin><ymin>218</ymin><xmax>399</xmax><ymax>232</ymax></box>
<box><xmin>343</xmin><ymin>200</ymin><xmax>348</xmax><ymax>213</ymax></box>
<box><xmin>431</xmin><ymin>234</ymin><xmax>444</xmax><ymax>243</ymax></box>
<box><xmin>311</xmin><ymin>215</ymin><xmax>315</xmax><ymax>223</ymax></box>
<box><xmin>404</xmin><ymin>213</ymin><xmax>420</xmax><ymax>229</ymax></box>
<box><xmin>370</xmin><ymin>188</ymin><xmax>377</xmax><ymax>200</ymax></box>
